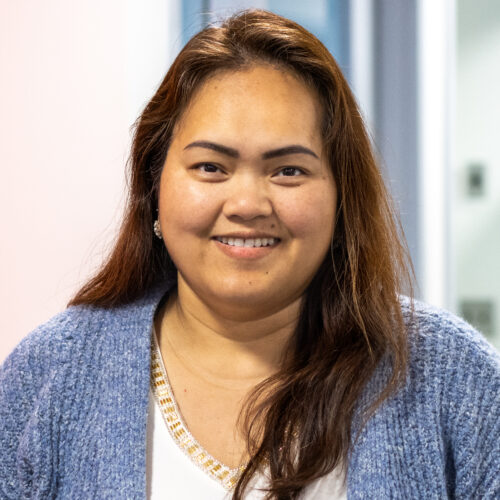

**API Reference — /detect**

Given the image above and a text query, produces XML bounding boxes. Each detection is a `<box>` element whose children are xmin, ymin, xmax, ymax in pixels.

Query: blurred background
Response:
<box><xmin>1</xmin><ymin>0</ymin><xmax>499</xmax><ymax>362</ymax></box>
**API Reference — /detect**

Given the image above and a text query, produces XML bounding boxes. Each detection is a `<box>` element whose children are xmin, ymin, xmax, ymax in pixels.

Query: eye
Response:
<box><xmin>274</xmin><ymin>167</ymin><xmax>306</xmax><ymax>177</ymax></box>
<box><xmin>194</xmin><ymin>162</ymin><xmax>223</xmax><ymax>174</ymax></box>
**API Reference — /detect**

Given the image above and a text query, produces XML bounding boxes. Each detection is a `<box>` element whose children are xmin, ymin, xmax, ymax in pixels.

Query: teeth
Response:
<box><xmin>216</xmin><ymin>237</ymin><xmax>277</xmax><ymax>248</ymax></box>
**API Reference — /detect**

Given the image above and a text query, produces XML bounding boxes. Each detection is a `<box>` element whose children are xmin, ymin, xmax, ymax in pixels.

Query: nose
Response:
<box><xmin>222</xmin><ymin>174</ymin><xmax>273</xmax><ymax>221</ymax></box>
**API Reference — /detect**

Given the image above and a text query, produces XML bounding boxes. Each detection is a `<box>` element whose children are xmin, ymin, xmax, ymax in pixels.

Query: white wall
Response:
<box><xmin>417</xmin><ymin>0</ymin><xmax>455</xmax><ymax>308</ymax></box>
<box><xmin>0</xmin><ymin>0</ymin><xmax>180</xmax><ymax>362</ymax></box>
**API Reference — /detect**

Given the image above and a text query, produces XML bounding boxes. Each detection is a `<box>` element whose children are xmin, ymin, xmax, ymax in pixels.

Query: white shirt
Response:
<box><xmin>146</xmin><ymin>330</ymin><xmax>347</xmax><ymax>499</ymax></box>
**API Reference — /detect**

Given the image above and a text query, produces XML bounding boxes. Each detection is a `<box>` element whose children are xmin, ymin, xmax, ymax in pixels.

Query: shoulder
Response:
<box><xmin>360</xmin><ymin>297</ymin><xmax>499</xmax><ymax>426</ymax></box>
<box><xmin>399</xmin><ymin>296</ymin><xmax>499</xmax><ymax>379</ymax></box>
<box><xmin>1</xmin><ymin>306</ymin><xmax>90</xmax><ymax>387</ymax></box>
<box><xmin>2</xmin><ymin>305</ymin><xmax>118</xmax><ymax>382</ymax></box>
<box><xmin>1</xmin><ymin>284</ymin><xmax>169</xmax><ymax>379</ymax></box>
<box><xmin>396</xmin><ymin>296</ymin><xmax>499</xmax><ymax>405</ymax></box>
<box><xmin>0</xmin><ymin>304</ymin><xmax>117</xmax><ymax>433</ymax></box>
<box><xmin>0</xmin><ymin>283</ymin><xmax>170</xmax><ymax>413</ymax></box>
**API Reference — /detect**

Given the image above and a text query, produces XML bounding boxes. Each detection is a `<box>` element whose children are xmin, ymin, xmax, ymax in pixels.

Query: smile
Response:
<box><xmin>214</xmin><ymin>236</ymin><xmax>279</xmax><ymax>248</ymax></box>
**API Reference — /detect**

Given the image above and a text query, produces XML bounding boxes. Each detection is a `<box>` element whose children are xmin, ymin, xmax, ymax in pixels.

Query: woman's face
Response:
<box><xmin>158</xmin><ymin>65</ymin><xmax>337</xmax><ymax>318</ymax></box>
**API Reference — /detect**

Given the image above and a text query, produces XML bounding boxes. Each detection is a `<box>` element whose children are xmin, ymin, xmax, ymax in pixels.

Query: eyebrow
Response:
<box><xmin>183</xmin><ymin>141</ymin><xmax>319</xmax><ymax>160</ymax></box>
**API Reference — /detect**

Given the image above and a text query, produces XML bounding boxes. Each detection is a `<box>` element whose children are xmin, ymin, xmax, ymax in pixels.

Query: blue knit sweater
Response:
<box><xmin>1</xmin><ymin>283</ymin><xmax>499</xmax><ymax>499</ymax></box>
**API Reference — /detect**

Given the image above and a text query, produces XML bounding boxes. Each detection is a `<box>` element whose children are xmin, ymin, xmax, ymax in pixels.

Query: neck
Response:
<box><xmin>155</xmin><ymin>281</ymin><xmax>301</xmax><ymax>386</ymax></box>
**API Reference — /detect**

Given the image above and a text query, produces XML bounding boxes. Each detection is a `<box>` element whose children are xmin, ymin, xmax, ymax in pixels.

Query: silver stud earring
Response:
<box><xmin>153</xmin><ymin>219</ymin><xmax>162</xmax><ymax>240</ymax></box>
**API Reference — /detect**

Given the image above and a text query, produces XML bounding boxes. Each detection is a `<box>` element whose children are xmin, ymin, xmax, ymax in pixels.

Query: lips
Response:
<box><xmin>211</xmin><ymin>234</ymin><xmax>281</xmax><ymax>259</ymax></box>
<box><xmin>214</xmin><ymin>236</ymin><xmax>279</xmax><ymax>248</ymax></box>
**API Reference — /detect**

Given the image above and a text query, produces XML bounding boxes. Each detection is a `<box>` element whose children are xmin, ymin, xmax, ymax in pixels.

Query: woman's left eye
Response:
<box><xmin>275</xmin><ymin>167</ymin><xmax>305</xmax><ymax>177</ymax></box>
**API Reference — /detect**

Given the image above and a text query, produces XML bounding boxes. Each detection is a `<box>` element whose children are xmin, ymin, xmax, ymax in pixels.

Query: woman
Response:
<box><xmin>1</xmin><ymin>9</ymin><xmax>498</xmax><ymax>500</ymax></box>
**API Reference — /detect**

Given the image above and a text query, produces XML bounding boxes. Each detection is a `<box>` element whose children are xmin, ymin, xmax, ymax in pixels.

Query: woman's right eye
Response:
<box><xmin>194</xmin><ymin>163</ymin><xmax>223</xmax><ymax>174</ymax></box>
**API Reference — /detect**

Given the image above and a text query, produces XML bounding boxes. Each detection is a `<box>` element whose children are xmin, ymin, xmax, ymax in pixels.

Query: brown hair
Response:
<box><xmin>70</xmin><ymin>9</ymin><xmax>413</xmax><ymax>499</ymax></box>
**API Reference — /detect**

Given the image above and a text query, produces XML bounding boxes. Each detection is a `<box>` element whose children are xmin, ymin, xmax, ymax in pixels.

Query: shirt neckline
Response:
<box><xmin>150</xmin><ymin>326</ymin><xmax>246</xmax><ymax>491</ymax></box>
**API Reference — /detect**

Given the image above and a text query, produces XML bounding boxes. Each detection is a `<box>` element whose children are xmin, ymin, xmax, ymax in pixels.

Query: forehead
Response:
<box><xmin>172</xmin><ymin>65</ymin><xmax>323</xmax><ymax>151</ymax></box>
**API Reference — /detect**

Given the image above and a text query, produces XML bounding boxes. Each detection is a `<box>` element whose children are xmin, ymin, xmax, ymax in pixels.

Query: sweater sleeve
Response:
<box><xmin>445</xmin><ymin>328</ymin><xmax>500</xmax><ymax>499</ymax></box>
<box><xmin>0</xmin><ymin>333</ymin><xmax>42</xmax><ymax>499</ymax></box>
<box><xmin>0</xmin><ymin>311</ymin><xmax>75</xmax><ymax>499</ymax></box>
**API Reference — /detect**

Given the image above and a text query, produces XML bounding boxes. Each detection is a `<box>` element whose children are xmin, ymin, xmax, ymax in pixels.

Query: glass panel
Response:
<box><xmin>181</xmin><ymin>0</ymin><xmax>211</xmax><ymax>44</ymax></box>
<box><xmin>454</xmin><ymin>0</ymin><xmax>500</xmax><ymax>348</ymax></box>
<box><xmin>266</xmin><ymin>0</ymin><xmax>350</xmax><ymax>76</ymax></box>
<box><xmin>182</xmin><ymin>1</ymin><xmax>350</xmax><ymax>72</ymax></box>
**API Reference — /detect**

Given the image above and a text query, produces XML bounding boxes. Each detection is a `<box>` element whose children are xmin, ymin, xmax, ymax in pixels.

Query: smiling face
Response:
<box><xmin>158</xmin><ymin>65</ymin><xmax>337</xmax><ymax>319</ymax></box>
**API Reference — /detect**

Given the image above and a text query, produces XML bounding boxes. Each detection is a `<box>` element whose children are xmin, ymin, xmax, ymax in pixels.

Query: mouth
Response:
<box><xmin>213</xmin><ymin>236</ymin><xmax>280</xmax><ymax>248</ymax></box>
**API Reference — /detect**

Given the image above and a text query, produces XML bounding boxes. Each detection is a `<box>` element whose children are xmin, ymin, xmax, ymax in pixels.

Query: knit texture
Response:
<box><xmin>1</xmin><ymin>283</ymin><xmax>499</xmax><ymax>499</ymax></box>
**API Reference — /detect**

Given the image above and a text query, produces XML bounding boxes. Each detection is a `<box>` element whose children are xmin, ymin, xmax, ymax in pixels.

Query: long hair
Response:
<box><xmin>70</xmin><ymin>9</ymin><xmax>413</xmax><ymax>499</ymax></box>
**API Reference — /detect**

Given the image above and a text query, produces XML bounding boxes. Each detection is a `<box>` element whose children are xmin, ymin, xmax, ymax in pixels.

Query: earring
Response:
<box><xmin>153</xmin><ymin>219</ymin><xmax>162</xmax><ymax>240</ymax></box>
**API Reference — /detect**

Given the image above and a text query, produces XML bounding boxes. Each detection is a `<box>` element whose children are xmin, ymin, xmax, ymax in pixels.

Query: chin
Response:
<box><xmin>216</xmin><ymin>286</ymin><xmax>273</xmax><ymax>304</ymax></box>
<box><xmin>208</xmin><ymin>283</ymin><xmax>284</xmax><ymax>316</ymax></box>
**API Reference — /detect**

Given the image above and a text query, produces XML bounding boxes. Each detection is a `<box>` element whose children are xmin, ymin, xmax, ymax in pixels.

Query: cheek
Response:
<box><xmin>276</xmin><ymin>185</ymin><xmax>337</xmax><ymax>242</ymax></box>
<box><xmin>159</xmin><ymin>171</ymin><xmax>219</xmax><ymax>236</ymax></box>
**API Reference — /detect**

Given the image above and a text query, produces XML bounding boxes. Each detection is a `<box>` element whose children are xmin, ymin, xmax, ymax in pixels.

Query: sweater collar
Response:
<box><xmin>100</xmin><ymin>279</ymin><xmax>175</xmax><ymax>497</ymax></box>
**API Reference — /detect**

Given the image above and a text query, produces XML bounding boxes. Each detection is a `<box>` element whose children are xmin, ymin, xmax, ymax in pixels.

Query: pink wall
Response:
<box><xmin>0</xmin><ymin>0</ymin><xmax>178</xmax><ymax>362</ymax></box>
